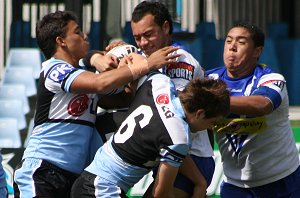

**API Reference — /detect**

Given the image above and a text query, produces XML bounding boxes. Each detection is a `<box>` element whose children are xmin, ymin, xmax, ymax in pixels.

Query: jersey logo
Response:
<box><xmin>160</xmin><ymin>148</ymin><xmax>183</xmax><ymax>163</ymax></box>
<box><xmin>161</xmin><ymin>106</ymin><xmax>174</xmax><ymax>119</ymax></box>
<box><xmin>226</xmin><ymin>134</ymin><xmax>248</xmax><ymax>154</ymax></box>
<box><xmin>48</xmin><ymin>64</ymin><xmax>75</xmax><ymax>82</ymax></box>
<box><xmin>213</xmin><ymin>117</ymin><xmax>267</xmax><ymax>135</ymax></box>
<box><xmin>166</xmin><ymin>62</ymin><xmax>194</xmax><ymax>80</ymax></box>
<box><xmin>260</xmin><ymin>80</ymin><xmax>285</xmax><ymax>91</ymax></box>
<box><xmin>67</xmin><ymin>94</ymin><xmax>89</xmax><ymax>116</ymax></box>
<box><xmin>156</xmin><ymin>94</ymin><xmax>169</xmax><ymax>104</ymax></box>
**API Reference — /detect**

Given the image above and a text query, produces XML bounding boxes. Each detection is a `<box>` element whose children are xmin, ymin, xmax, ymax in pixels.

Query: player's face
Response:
<box><xmin>188</xmin><ymin>110</ymin><xmax>221</xmax><ymax>132</ymax></box>
<box><xmin>62</xmin><ymin>20</ymin><xmax>89</xmax><ymax>61</ymax></box>
<box><xmin>223</xmin><ymin>27</ymin><xmax>262</xmax><ymax>78</ymax></box>
<box><xmin>192</xmin><ymin>117</ymin><xmax>221</xmax><ymax>132</ymax></box>
<box><xmin>131</xmin><ymin>14</ymin><xmax>170</xmax><ymax>56</ymax></box>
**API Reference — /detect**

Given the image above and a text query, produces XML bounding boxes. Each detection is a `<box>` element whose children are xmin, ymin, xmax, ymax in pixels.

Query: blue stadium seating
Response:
<box><xmin>3</xmin><ymin>67</ymin><xmax>37</xmax><ymax>97</ymax></box>
<box><xmin>122</xmin><ymin>21</ymin><xmax>136</xmax><ymax>46</ymax></box>
<box><xmin>0</xmin><ymin>118</ymin><xmax>22</xmax><ymax>148</ymax></box>
<box><xmin>201</xmin><ymin>38</ymin><xmax>224</xmax><ymax>71</ymax></box>
<box><xmin>196</xmin><ymin>22</ymin><xmax>216</xmax><ymax>39</ymax></box>
<box><xmin>88</xmin><ymin>21</ymin><xmax>102</xmax><ymax>50</ymax></box>
<box><xmin>9</xmin><ymin>20</ymin><xmax>36</xmax><ymax>47</ymax></box>
<box><xmin>6</xmin><ymin>48</ymin><xmax>42</xmax><ymax>79</ymax></box>
<box><xmin>0</xmin><ymin>84</ymin><xmax>30</xmax><ymax>114</ymax></box>
<box><xmin>266</xmin><ymin>22</ymin><xmax>289</xmax><ymax>39</ymax></box>
<box><xmin>259</xmin><ymin>38</ymin><xmax>281</xmax><ymax>73</ymax></box>
<box><xmin>0</xmin><ymin>99</ymin><xmax>27</xmax><ymax>130</ymax></box>
<box><xmin>276</xmin><ymin>39</ymin><xmax>300</xmax><ymax>105</ymax></box>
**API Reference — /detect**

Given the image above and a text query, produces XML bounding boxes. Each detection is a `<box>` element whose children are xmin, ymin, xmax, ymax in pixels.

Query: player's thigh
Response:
<box><xmin>94</xmin><ymin>175</ymin><xmax>125</xmax><ymax>198</ymax></box>
<box><xmin>14</xmin><ymin>158</ymin><xmax>77</xmax><ymax>198</ymax></box>
<box><xmin>72</xmin><ymin>171</ymin><xmax>125</xmax><ymax>198</ymax></box>
<box><xmin>71</xmin><ymin>171</ymin><xmax>96</xmax><ymax>198</ymax></box>
<box><xmin>14</xmin><ymin>158</ymin><xmax>43</xmax><ymax>198</ymax></box>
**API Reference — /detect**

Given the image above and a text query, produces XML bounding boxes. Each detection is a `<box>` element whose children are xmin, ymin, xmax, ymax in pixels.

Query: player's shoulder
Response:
<box><xmin>206</xmin><ymin>66</ymin><xmax>226</xmax><ymax>78</ymax></box>
<box><xmin>43</xmin><ymin>58</ymin><xmax>82</xmax><ymax>83</ymax></box>
<box><xmin>256</xmin><ymin>64</ymin><xmax>285</xmax><ymax>81</ymax></box>
<box><xmin>171</xmin><ymin>41</ymin><xmax>197</xmax><ymax>59</ymax></box>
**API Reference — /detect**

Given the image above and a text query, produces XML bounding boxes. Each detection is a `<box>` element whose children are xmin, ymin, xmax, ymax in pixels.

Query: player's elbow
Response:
<box><xmin>255</xmin><ymin>99</ymin><xmax>273</xmax><ymax>116</ymax></box>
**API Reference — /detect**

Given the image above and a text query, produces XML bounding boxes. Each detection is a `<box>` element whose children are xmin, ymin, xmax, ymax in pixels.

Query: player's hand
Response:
<box><xmin>105</xmin><ymin>40</ymin><xmax>128</xmax><ymax>52</ymax></box>
<box><xmin>118</xmin><ymin>55</ymin><xmax>131</xmax><ymax>68</ymax></box>
<box><xmin>147</xmin><ymin>46</ymin><xmax>181</xmax><ymax>71</ymax></box>
<box><xmin>91</xmin><ymin>53</ymin><xmax>119</xmax><ymax>72</ymax></box>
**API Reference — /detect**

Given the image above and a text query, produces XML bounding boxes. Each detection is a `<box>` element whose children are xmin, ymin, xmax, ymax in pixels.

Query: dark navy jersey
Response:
<box><xmin>86</xmin><ymin>72</ymin><xmax>191</xmax><ymax>191</ymax></box>
<box><xmin>112</xmin><ymin>73</ymin><xmax>190</xmax><ymax>168</ymax></box>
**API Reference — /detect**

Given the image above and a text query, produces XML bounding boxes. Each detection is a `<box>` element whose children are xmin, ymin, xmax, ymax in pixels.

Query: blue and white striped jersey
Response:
<box><xmin>207</xmin><ymin>64</ymin><xmax>299</xmax><ymax>187</ymax></box>
<box><xmin>23</xmin><ymin>58</ymin><xmax>99</xmax><ymax>174</ymax></box>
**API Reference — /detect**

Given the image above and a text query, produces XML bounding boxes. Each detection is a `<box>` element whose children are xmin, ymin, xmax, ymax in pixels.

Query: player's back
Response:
<box><xmin>112</xmin><ymin>72</ymin><xmax>191</xmax><ymax>168</ymax></box>
<box><xmin>86</xmin><ymin>72</ymin><xmax>191</xmax><ymax>191</ymax></box>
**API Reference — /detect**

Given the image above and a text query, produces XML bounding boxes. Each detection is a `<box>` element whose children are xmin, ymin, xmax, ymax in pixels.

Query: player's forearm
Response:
<box><xmin>230</xmin><ymin>95</ymin><xmax>273</xmax><ymax>116</ymax></box>
<box><xmin>178</xmin><ymin>155</ymin><xmax>207</xmax><ymax>196</ymax></box>
<box><xmin>83</xmin><ymin>50</ymin><xmax>105</xmax><ymax>68</ymax></box>
<box><xmin>152</xmin><ymin>162</ymin><xmax>177</xmax><ymax>198</ymax></box>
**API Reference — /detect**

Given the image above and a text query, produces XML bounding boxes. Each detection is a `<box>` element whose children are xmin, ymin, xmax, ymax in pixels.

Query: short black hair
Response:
<box><xmin>229</xmin><ymin>22</ymin><xmax>265</xmax><ymax>47</ymax></box>
<box><xmin>131</xmin><ymin>1</ymin><xmax>173</xmax><ymax>35</ymax></box>
<box><xmin>36</xmin><ymin>10</ymin><xmax>78</xmax><ymax>59</ymax></box>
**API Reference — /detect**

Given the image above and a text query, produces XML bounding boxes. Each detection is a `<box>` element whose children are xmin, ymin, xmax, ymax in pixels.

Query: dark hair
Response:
<box><xmin>229</xmin><ymin>22</ymin><xmax>265</xmax><ymax>47</ymax></box>
<box><xmin>36</xmin><ymin>10</ymin><xmax>78</xmax><ymax>59</ymax></box>
<box><xmin>131</xmin><ymin>1</ymin><xmax>173</xmax><ymax>35</ymax></box>
<box><xmin>179</xmin><ymin>78</ymin><xmax>230</xmax><ymax>119</ymax></box>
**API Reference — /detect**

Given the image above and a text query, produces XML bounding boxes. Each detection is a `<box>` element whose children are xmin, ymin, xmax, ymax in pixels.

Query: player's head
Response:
<box><xmin>223</xmin><ymin>22</ymin><xmax>264</xmax><ymax>77</ymax></box>
<box><xmin>131</xmin><ymin>1</ymin><xmax>173</xmax><ymax>56</ymax></box>
<box><xmin>179</xmin><ymin>78</ymin><xmax>230</xmax><ymax>132</ymax></box>
<box><xmin>36</xmin><ymin>10</ymin><xmax>89</xmax><ymax>60</ymax></box>
<box><xmin>230</xmin><ymin>22</ymin><xmax>265</xmax><ymax>47</ymax></box>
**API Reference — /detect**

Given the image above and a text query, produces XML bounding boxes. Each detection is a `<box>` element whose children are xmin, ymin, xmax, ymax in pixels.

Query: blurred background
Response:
<box><xmin>0</xmin><ymin>0</ymin><xmax>299</xmax><ymax>105</ymax></box>
<box><xmin>0</xmin><ymin>1</ymin><xmax>299</xmax><ymax>197</ymax></box>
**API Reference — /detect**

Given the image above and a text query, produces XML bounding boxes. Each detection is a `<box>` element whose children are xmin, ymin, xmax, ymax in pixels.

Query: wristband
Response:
<box><xmin>82</xmin><ymin>50</ymin><xmax>104</xmax><ymax>69</ymax></box>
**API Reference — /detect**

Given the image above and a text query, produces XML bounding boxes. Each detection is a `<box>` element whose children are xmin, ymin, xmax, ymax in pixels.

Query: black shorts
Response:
<box><xmin>71</xmin><ymin>171</ymin><xmax>128</xmax><ymax>198</ymax></box>
<box><xmin>14</xmin><ymin>159</ymin><xmax>79</xmax><ymax>198</ymax></box>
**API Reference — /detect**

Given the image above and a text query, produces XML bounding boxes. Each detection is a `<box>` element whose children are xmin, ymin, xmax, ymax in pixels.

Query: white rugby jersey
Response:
<box><xmin>162</xmin><ymin>41</ymin><xmax>213</xmax><ymax>158</ymax></box>
<box><xmin>207</xmin><ymin>64</ymin><xmax>299</xmax><ymax>187</ymax></box>
<box><xmin>23</xmin><ymin>58</ymin><xmax>99</xmax><ymax>174</ymax></box>
<box><xmin>86</xmin><ymin>72</ymin><xmax>191</xmax><ymax>191</ymax></box>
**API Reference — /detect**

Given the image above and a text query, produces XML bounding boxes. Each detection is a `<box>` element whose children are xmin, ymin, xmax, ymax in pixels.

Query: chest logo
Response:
<box><xmin>67</xmin><ymin>94</ymin><xmax>89</xmax><ymax>116</ymax></box>
<box><xmin>166</xmin><ymin>62</ymin><xmax>194</xmax><ymax>80</ymax></box>
<box><xmin>156</xmin><ymin>94</ymin><xmax>169</xmax><ymax>105</ymax></box>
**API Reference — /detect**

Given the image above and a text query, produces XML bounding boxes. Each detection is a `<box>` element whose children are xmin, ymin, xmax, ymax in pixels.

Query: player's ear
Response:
<box><xmin>56</xmin><ymin>36</ymin><xmax>66</xmax><ymax>47</ymax></box>
<box><xmin>254</xmin><ymin>46</ymin><xmax>263</xmax><ymax>59</ymax></box>
<box><xmin>162</xmin><ymin>20</ymin><xmax>170</xmax><ymax>35</ymax></box>
<box><xmin>195</xmin><ymin>109</ymin><xmax>205</xmax><ymax>120</ymax></box>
